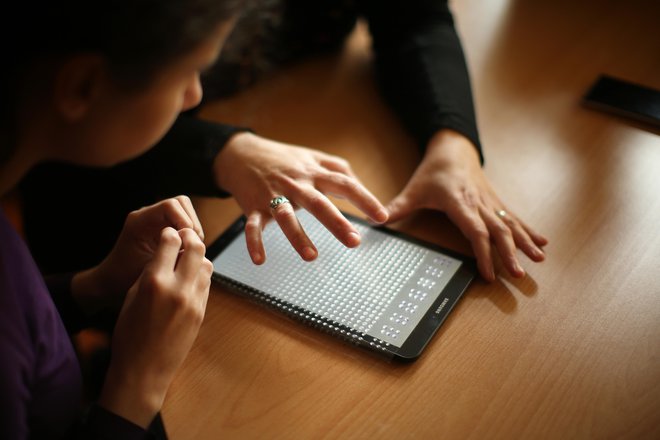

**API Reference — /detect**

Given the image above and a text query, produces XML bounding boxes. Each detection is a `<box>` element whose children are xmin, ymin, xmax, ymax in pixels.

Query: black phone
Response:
<box><xmin>582</xmin><ymin>75</ymin><xmax>660</xmax><ymax>127</ymax></box>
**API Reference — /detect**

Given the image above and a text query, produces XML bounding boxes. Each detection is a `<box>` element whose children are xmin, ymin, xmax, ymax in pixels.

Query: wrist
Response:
<box><xmin>425</xmin><ymin>129</ymin><xmax>481</xmax><ymax>168</ymax></box>
<box><xmin>71</xmin><ymin>262</ymin><xmax>125</xmax><ymax>315</ymax></box>
<box><xmin>71</xmin><ymin>268</ymin><xmax>109</xmax><ymax>316</ymax></box>
<box><xmin>213</xmin><ymin>130</ymin><xmax>256</xmax><ymax>193</ymax></box>
<box><xmin>98</xmin><ymin>367</ymin><xmax>165</xmax><ymax>429</ymax></box>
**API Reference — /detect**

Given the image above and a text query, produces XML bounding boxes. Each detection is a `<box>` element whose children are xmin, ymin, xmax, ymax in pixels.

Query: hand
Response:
<box><xmin>98</xmin><ymin>227</ymin><xmax>213</xmax><ymax>428</ymax></box>
<box><xmin>72</xmin><ymin>196</ymin><xmax>204</xmax><ymax>315</ymax></box>
<box><xmin>386</xmin><ymin>129</ymin><xmax>548</xmax><ymax>282</ymax></box>
<box><xmin>213</xmin><ymin>132</ymin><xmax>388</xmax><ymax>264</ymax></box>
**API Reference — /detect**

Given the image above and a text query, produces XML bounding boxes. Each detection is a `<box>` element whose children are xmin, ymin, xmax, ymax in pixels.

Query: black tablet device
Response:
<box><xmin>206</xmin><ymin>210</ymin><xmax>476</xmax><ymax>361</ymax></box>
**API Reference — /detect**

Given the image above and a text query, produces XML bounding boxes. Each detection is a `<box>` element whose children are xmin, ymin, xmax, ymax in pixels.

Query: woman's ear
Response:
<box><xmin>53</xmin><ymin>55</ymin><xmax>107</xmax><ymax>122</ymax></box>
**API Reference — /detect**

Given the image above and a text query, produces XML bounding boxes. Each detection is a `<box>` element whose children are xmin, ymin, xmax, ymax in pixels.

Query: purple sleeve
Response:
<box><xmin>43</xmin><ymin>278</ymin><xmax>168</xmax><ymax>439</ymax></box>
<box><xmin>0</xmin><ymin>304</ymin><xmax>34</xmax><ymax>439</ymax></box>
<box><xmin>1</xmin><ymin>209</ymin><xmax>166</xmax><ymax>439</ymax></box>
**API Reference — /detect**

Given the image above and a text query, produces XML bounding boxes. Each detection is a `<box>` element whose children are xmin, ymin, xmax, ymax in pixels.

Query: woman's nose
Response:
<box><xmin>182</xmin><ymin>74</ymin><xmax>203</xmax><ymax>111</ymax></box>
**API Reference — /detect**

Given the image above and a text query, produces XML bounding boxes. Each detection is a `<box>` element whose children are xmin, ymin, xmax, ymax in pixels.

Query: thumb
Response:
<box><xmin>385</xmin><ymin>191</ymin><xmax>415</xmax><ymax>224</ymax></box>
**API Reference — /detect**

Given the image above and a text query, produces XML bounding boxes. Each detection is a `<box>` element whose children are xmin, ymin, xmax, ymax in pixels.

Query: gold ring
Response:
<box><xmin>495</xmin><ymin>209</ymin><xmax>507</xmax><ymax>219</ymax></box>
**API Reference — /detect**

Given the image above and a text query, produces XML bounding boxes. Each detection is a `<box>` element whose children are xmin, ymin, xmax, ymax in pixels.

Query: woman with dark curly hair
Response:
<box><xmin>0</xmin><ymin>1</ymin><xmax>242</xmax><ymax>438</ymax></box>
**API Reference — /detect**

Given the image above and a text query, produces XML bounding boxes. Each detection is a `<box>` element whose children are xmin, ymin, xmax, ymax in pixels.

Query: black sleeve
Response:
<box><xmin>358</xmin><ymin>0</ymin><xmax>483</xmax><ymax>162</ymax></box>
<box><xmin>71</xmin><ymin>406</ymin><xmax>167</xmax><ymax>440</ymax></box>
<box><xmin>114</xmin><ymin>114</ymin><xmax>245</xmax><ymax>199</ymax></box>
<box><xmin>19</xmin><ymin>114</ymin><xmax>246</xmax><ymax>274</ymax></box>
<box><xmin>44</xmin><ymin>272</ymin><xmax>88</xmax><ymax>334</ymax></box>
<box><xmin>45</xmin><ymin>272</ymin><xmax>117</xmax><ymax>333</ymax></box>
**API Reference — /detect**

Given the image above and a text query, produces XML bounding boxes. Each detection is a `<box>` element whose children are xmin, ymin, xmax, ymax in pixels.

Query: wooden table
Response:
<box><xmin>162</xmin><ymin>1</ymin><xmax>660</xmax><ymax>438</ymax></box>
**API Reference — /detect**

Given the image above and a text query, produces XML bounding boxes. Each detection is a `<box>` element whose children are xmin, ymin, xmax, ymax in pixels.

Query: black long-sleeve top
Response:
<box><xmin>360</xmin><ymin>0</ymin><xmax>482</xmax><ymax>156</ymax></box>
<box><xmin>19</xmin><ymin>0</ymin><xmax>482</xmax><ymax>275</ymax></box>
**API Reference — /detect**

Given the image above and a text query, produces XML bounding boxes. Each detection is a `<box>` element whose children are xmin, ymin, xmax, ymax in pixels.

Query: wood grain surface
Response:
<box><xmin>162</xmin><ymin>1</ymin><xmax>660</xmax><ymax>438</ymax></box>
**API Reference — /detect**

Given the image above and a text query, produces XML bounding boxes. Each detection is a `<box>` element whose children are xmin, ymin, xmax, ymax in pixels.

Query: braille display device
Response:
<box><xmin>207</xmin><ymin>210</ymin><xmax>475</xmax><ymax>361</ymax></box>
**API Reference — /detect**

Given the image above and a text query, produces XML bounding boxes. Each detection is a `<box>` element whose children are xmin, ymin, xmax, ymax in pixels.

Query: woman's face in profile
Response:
<box><xmin>60</xmin><ymin>22</ymin><xmax>232</xmax><ymax>167</ymax></box>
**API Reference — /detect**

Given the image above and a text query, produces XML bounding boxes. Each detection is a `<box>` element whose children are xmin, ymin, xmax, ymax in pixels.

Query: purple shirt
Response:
<box><xmin>0</xmin><ymin>209</ymin><xmax>162</xmax><ymax>439</ymax></box>
<box><xmin>0</xmin><ymin>208</ymin><xmax>82</xmax><ymax>438</ymax></box>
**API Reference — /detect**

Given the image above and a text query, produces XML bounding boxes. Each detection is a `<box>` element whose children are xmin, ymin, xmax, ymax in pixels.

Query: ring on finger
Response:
<box><xmin>495</xmin><ymin>209</ymin><xmax>507</xmax><ymax>219</ymax></box>
<box><xmin>270</xmin><ymin>195</ymin><xmax>290</xmax><ymax>210</ymax></box>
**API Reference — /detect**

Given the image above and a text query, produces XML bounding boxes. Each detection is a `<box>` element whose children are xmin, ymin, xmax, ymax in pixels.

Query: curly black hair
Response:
<box><xmin>0</xmin><ymin>0</ymin><xmax>244</xmax><ymax>164</ymax></box>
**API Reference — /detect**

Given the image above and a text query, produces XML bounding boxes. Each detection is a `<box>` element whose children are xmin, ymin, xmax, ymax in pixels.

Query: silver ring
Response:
<box><xmin>495</xmin><ymin>209</ymin><xmax>507</xmax><ymax>219</ymax></box>
<box><xmin>269</xmin><ymin>195</ymin><xmax>290</xmax><ymax>210</ymax></box>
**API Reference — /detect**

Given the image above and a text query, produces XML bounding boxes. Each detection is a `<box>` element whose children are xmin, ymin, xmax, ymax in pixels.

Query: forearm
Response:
<box><xmin>97</xmin><ymin>369</ymin><xmax>165</xmax><ymax>430</ymax></box>
<box><xmin>361</xmin><ymin>0</ymin><xmax>483</xmax><ymax>160</ymax></box>
<box><xmin>424</xmin><ymin>129</ymin><xmax>481</xmax><ymax>169</ymax></box>
<box><xmin>45</xmin><ymin>272</ymin><xmax>92</xmax><ymax>334</ymax></box>
<box><xmin>72</xmin><ymin>404</ymin><xmax>160</xmax><ymax>439</ymax></box>
<box><xmin>70</xmin><ymin>267</ymin><xmax>119</xmax><ymax>317</ymax></box>
<box><xmin>212</xmin><ymin>130</ymin><xmax>258</xmax><ymax>194</ymax></box>
<box><xmin>20</xmin><ymin>115</ymin><xmax>248</xmax><ymax>277</ymax></box>
<box><xmin>116</xmin><ymin>114</ymin><xmax>249</xmax><ymax>198</ymax></box>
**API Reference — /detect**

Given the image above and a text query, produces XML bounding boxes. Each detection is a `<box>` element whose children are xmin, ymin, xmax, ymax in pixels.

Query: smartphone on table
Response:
<box><xmin>582</xmin><ymin>75</ymin><xmax>660</xmax><ymax>127</ymax></box>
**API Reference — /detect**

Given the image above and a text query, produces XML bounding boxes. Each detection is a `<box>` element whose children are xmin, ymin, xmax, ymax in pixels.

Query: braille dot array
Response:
<box><xmin>213</xmin><ymin>210</ymin><xmax>462</xmax><ymax>351</ymax></box>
